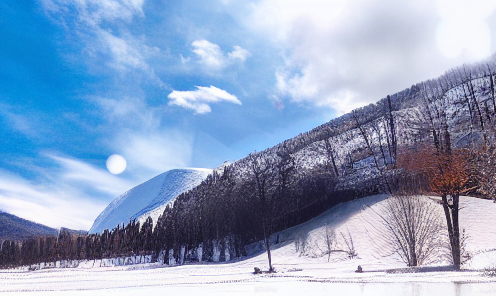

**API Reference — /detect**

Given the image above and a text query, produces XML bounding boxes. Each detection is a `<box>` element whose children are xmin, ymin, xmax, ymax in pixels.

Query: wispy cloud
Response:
<box><xmin>228</xmin><ymin>45</ymin><xmax>252</xmax><ymax>62</ymax></box>
<box><xmin>48</xmin><ymin>154</ymin><xmax>131</xmax><ymax>196</ymax></box>
<box><xmin>190</xmin><ymin>40</ymin><xmax>251</xmax><ymax>70</ymax></box>
<box><xmin>43</xmin><ymin>0</ymin><xmax>165</xmax><ymax>87</ymax></box>
<box><xmin>168</xmin><ymin>85</ymin><xmax>242</xmax><ymax>114</ymax></box>
<box><xmin>118</xmin><ymin>132</ymin><xmax>193</xmax><ymax>176</ymax></box>
<box><xmin>43</xmin><ymin>0</ymin><xmax>145</xmax><ymax>26</ymax></box>
<box><xmin>0</xmin><ymin>106</ymin><xmax>37</xmax><ymax>139</ymax></box>
<box><xmin>0</xmin><ymin>154</ymin><xmax>134</xmax><ymax>230</ymax></box>
<box><xmin>95</xmin><ymin>96</ymin><xmax>195</xmax><ymax>178</ymax></box>
<box><xmin>99</xmin><ymin>31</ymin><xmax>158</xmax><ymax>71</ymax></box>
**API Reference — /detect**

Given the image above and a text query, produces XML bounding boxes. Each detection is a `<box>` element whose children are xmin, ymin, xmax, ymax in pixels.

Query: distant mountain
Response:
<box><xmin>89</xmin><ymin>168</ymin><xmax>212</xmax><ymax>234</ymax></box>
<box><xmin>0</xmin><ymin>211</ymin><xmax>58</xmax><ymax>241</ymax></box>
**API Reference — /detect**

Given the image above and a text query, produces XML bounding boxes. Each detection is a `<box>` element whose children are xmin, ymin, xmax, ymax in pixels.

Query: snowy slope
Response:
<box><xmin>259</xmin><ymin>195</ymin><xmax>496</xmax><ymax>271</ymax></box>
<box><xmin>89</xmin><ymin>168</ymin><xmax>211</xmax><ymax>234</ymax></box>
<box><xmin>2</xmin><ymin>195</ymin><xmax>495</xmax><ymax>295</ymax></box>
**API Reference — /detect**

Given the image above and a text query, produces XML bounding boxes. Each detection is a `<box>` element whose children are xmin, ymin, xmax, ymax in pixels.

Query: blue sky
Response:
<box><xmin>1</xmin><ymin>0</ymin><xmax>496</xmax><ymax>230</ymax></box>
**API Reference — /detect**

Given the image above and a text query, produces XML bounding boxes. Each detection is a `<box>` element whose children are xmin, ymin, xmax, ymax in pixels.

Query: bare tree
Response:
<box><xmin>340</xmin><ymin>229</ymin><xmax>357</xmax><ymax>259</ymax></box>
<box><xmin>367</xmin><ymin>195</ymin><xmax>443</xmax><ymax>267</ymax></box>
<box><xmin>324</xmin><ymin>224</ymin><xmax>336</xmax><ymax>262</ymax></box>
<box><xmin>472</xmin><ymin>144</ymin><xmax>496</xmax><ymax>202</ymax></box>
<box><xmin>386</xmin><ymin>95</ymin><xmax>397</xmax><ymax>166</ymax></box>
<box><xmin>352</xmin><ymin>110</ymin><xmax>392</xmax><ymax>193</ymax></box>
<box><xmin>323</xmin><ymin>136</ymin><xmax>340</xmax><ymax>177</ymax></box>
<box><xmin>370</xmin><ymin>117</ymin><xmax>389</xmax><ymax>166</ymax></box>
<box><xmin>248</xmin><ymin>151</ymin><xmax>275</xmax><ymax>272</ymax></box>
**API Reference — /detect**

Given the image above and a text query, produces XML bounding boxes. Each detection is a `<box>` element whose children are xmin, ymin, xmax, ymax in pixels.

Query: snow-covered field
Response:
<box><xmin>2</xmin><ymin>196</ymin><xmax>495</xmax><ymax>295</ymax></box>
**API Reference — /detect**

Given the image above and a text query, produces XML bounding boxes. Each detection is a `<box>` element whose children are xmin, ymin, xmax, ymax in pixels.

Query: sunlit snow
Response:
<box><xmin>2</xmin><ymin>195</ymin><xmax>495</xmax><ymax>295</ymax></box>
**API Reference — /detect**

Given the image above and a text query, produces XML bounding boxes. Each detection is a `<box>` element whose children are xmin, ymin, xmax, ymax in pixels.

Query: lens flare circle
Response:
<box><xmin>106</xmin><ymin>154</ymin><xmax>127</xmax><ymax>174</ymax></box>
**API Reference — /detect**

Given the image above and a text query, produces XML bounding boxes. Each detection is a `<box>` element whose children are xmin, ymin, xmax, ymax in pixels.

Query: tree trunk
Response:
<box><xmin>324</xmin><ymin>138</ymin><xmax>339</xmax><ymax>177</ymax></box>
<box><xmin>432</xmin><ymin>130</ymin><xmax>440</xmax><ymax>153</ymax></box>
<box><xmin>487</xmin><ymin>65</ymin><xmax>496</xmax><ymax>114</ymax></box>
<box><xmin>451</xmin><ymin>194</ymin><xmax>461</xmax><ymax>270</ymax></box>
<box><xmin>441</xmin><ymin>194</ymin><xmax>461</xmax><ymax>270</ymax></box>
<box><xmin>353</xmin><ymin>111</ymin><xmax>392</xmax><ymax>194</ymax></box>
<box><xmin>467</xmin><ymin>79</ymin><xmax>486</xmax><ymax>137</ymax></box>
<box><xmin>387</xmin><ymin>95</ymin><xmax>397</xmax><ymax>166</ymax></box>
<box><xmin>264</xmin><ymin>226</ymin><xmax>273</xmax><ymax>272</ymax></box>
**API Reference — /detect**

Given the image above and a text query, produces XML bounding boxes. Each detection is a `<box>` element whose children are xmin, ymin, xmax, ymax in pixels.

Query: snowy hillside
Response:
<box><xmin>2</xmin><ymin>195</ymin><xmax>495</xmax><ymax>295</ymax></box>
<box><xmin>228</xmin><ymin>60</ymin><xmax>496</xmax><ymax>198</ymax></box>
<box><xmin>89</xmin><ymin>168</ymin><xmax>211</xmax><ymax>234</ymax></box>
<box><xmin>261</xmin><ymin>195</ymin><xmax>496</xmax><ymax>271</ymax></box>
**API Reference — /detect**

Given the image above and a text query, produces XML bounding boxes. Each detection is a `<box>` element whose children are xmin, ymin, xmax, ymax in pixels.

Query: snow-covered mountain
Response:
<box><xmin>89</xmin><ymin>168</ymin><xmax>212</xmax><ymax>234</ymax></box>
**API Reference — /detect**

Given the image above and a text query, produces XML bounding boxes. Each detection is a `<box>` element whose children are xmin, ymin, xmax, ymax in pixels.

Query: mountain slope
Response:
<box><xmin>0</xmin><ymin>211</ymin><xmax>58</xmax><ymax>240</ymax></box>
<box><xmin>89</xmin><ymin>168</ymin><xmax>212</xmax><ymax>234</ymax></box>
<box><xmin>132</xmin><ymin>58</ymin><xmax>495</xmax><ymax>260</ymax></box>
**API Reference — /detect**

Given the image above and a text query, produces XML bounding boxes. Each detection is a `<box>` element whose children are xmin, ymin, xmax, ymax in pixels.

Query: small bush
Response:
<box><xmin>483</xmin><ymin>267</ymin><xmax>496</xmax><ymax>277</ymax></box>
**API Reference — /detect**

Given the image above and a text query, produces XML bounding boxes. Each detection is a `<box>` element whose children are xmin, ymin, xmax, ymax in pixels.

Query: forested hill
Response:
<box><xmin>215</xmin><ymin>54</ymin><xmax>496</xmax><ymax>203</ymax></box>
<box><xmin>145</xmin><ymin>55</ymin><xmax>496</xmax><ymax>261</ymax></box>
<box><xmin>0</xmin><ymin>211</ymin><xmax>57</xmax><ymax>241</ymax></box>
<box><xmin>1</xmin><ymin>56</ymin><xmax>495</xmax><ymax>269</ymax></box>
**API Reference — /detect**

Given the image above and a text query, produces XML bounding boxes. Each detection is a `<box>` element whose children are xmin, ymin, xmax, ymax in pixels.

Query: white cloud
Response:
<box><xmin>228</xmin><ymin>45</ymin><xmax>252</xmax><ymax>61</ymax></box>
<box><xmin>100</xmin><ymin>31</ymin><xmax>146</xmax><ymax>69</ymax></box>
<box><xmin>168</xmin><ymin>85</ymin><xmax>242</xmax><ymax>114</ymax></box>
<box><xmin>235</xmin><ymin>0</ymin><xmax>496</xmax><ymax>114</ymax></box>
<box><xmin>192</xmin><ymin>40</ymin><xmax>226</xmax><ymax>68</ymax></box>
<box><xmin>0</xmin><ymin>106</ymin><xmax>37</xmax><ymax>139</ymax></box>
<box><xmin>69</xmin><ymin>0</ymin><xmax>145</xmax><ymax>27</ymax></box>
<box><xmin>180</xmin><ymin>54</ymin><xmax>191</xmax><ymax>64</ymax></box>
<box><xmin>48</xmin><ymin>155</ymin><xmax>131</xmax><ymax>196</ymax></box>
<box><xmin>247</xmin><ymin>0</ymin><xmax>347</xmax><ymax>41</ymax></box>
<box><xmin>191</xmin><ymin>40</ymin><xmax>251</xmax><ymax>70</ymax></box>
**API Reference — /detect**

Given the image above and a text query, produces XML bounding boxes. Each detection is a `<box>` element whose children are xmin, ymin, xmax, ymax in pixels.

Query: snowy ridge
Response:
<box><xmin>89</xmin><ymin>168</ymin><xmax>211</xmax><ymax>234</ymax></box>
<box><xmin>134</xmin><ymin>168</ymin><xmax>212</xmax><ymax>227</ymax></box>
<box><xmin>227</xmin><ymin>62</ymin><xmax>496</xmax><ymax>198</ymax></box>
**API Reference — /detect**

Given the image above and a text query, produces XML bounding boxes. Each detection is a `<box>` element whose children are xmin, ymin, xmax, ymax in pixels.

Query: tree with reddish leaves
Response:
<box><xmin>399</xmin><ymin>147</ymin><xmax>476</xmax><ymax>270</ymax></box>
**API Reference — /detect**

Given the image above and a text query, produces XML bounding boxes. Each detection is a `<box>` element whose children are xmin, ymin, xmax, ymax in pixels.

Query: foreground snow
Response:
<box><xmin>1</xmin><ymin>257</ymin><xmax>495</xmax><ymax>295</ymax></box>
<box><xmin>2</xmin><ymin>195</ymin><xmax>495</xmax><ymax>295</ymax></box>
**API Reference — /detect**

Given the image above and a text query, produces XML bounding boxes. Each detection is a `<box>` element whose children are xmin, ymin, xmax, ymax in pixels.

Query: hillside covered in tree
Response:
<box><xmin>1</xmin><ymin>55</ymin><xmax>495</xmax><ymax>269</ymax></box>
<box><xmin>0</xmin><ymin>211</ymin><xmax>58</xmax><ymax>241</ymax></box>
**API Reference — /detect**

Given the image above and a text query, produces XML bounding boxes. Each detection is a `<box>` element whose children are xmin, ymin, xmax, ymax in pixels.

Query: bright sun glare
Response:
<box><xmin>106</xmin><ymin>154</ymin><xmax>127</xmax><ymax>175</ymax></box>
<box><xmin>436</xmin><ymin>0</ymin><xmax>496</xmax><ymax>59</ymax></box>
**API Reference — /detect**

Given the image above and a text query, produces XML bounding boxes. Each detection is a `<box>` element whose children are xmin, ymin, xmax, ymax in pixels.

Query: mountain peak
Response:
<box><xmin>89</xmin><ymin>168</ymin><xmax>212</xmax><ymax>234</ymax></box>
